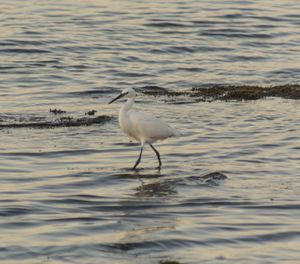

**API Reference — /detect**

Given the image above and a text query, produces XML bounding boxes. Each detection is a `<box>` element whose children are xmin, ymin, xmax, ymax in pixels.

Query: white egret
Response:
<box><xmin>109</xmin><ymin>88</ymin><xmax>179</xmax><ymax>169</ymax></box>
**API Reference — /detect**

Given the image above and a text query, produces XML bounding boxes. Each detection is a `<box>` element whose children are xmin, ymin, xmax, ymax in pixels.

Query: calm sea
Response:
<box><xmin>1</xmin><ymin>0</ymin><xmax>300</xmax><ymax>263</ymax></box>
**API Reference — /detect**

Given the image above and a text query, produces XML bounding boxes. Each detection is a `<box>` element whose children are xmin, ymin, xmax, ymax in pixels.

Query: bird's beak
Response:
<box><xmin>108</xmin><ymin>93</ymin><xmax>125</xmax><ymax>104</ymax></box>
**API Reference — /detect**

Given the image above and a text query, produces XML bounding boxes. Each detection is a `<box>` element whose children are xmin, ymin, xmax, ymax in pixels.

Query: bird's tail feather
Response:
<box><xmin>172</xmin><ymin>128</ymin><xmax>181</xmax><ymax>137</ymax></box>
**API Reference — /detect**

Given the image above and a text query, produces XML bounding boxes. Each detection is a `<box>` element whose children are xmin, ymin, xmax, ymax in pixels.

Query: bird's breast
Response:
<box><xmin>119</xmin><ymin>111</ymin><xmax>140</xmax><ymax>141</ymax></box>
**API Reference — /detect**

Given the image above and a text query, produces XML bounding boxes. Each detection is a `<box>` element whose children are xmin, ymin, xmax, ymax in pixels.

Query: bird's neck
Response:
<box><xmin>121</xmin><ymin>98</ymin><xmax>134</xmax><ymax>114</ymax></box>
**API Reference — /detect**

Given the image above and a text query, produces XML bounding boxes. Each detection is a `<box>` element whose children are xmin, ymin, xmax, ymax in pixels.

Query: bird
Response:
<box><xmin>109</xmin><ymin>88</ymin><xmax>179</xmax><ymax>169</ymax></box>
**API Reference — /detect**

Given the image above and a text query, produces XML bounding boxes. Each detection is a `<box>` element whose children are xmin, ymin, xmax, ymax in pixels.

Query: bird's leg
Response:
<box><xmin>150</xmin><ymin>144</ymin><xmax>161</xmax><ymax>168</ymax></box>
<box><xmin>133</xmin><ymin>147</ymin><xmax>143</xmax><ymax>170</ymax></box>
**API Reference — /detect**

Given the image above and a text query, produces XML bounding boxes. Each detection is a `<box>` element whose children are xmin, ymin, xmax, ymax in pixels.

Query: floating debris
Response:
<box><xmin>49</xmin><ymin>108</ymin><xmax>66</xmax><ymax>114</ymax></box>
<box><xmin>85</xmin><ymin>110</ymin><xmax>97</xmax><ymax>116</ymax></box>
<box><xmin>0</xmin><ymin>115</ymin><xmax>112</xmax><ymax>129</ymax></box>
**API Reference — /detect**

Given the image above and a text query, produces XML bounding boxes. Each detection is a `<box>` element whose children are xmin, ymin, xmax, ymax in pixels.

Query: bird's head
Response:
<box><xmin>108</xmin><ymin>88</ymin><xmax>136</xmax><ymax>104</ymax></box>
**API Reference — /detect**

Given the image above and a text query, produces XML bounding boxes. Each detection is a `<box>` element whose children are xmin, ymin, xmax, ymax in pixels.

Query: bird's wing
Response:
<box><xmin>127</xmin><ymin>110</ymin><xmax>177</xmax><ymax>144</ymax></box>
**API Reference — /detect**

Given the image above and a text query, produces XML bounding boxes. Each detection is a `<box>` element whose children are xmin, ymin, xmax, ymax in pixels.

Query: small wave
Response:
<box><xmin>238</xmin><ymin>231</ymin><xmax>300</xmax><ymax>243</ymax></box>
<box><xmin>2</xmin><ymin>39</ymin><xmax>46</xmax><ymax>46</ymax></box>
<box><xmin>138</xmin><ymin>85</ymin><xmax>167</xmax><ymax>92</ymax></box>
<box><xmin>192</xmin><ymin>20</ymin><xmax>224</xmax><ymax>25</ymax></box>
<box><xmin>230</xmin><ymin>55</ymin><xmax>267</xmax><ymax>61</ymax></box>
<box><xmin>116</xmin><ymin>72</ymin><xmax>152</xmax><ymax>78</ymax></box>
<box><xmin>167</xmin><ymin>46</ymin><xmax>198</xmax><ymax>53</ymax></box>
<box><xmin>0</xmin><ymin>66</ymin><xmax>17</xmax><ymax>70</ymax></box>
<box><xmin>201</xmin><ymin>31</ymin><xmax>273</xmax><ymax>39</ymax></box>
<box><xmin>69</xmin><ymin>88</ymin><xmax>113</xmax><ymax>97</ymax></box>
<box><xmin>217</xmin><ymin>13</ymin><xmax>245</xmax><ymax>19</ymax></box>
<box><xmin>108</xmin><ymin>237</ymin><xmax>199</xmax><ymax>253</ymax></box>
<box><xmin>46</xmin><ymin>216</ymin><xmax>101</xmax><ymax>223</ymax></box>
<box><xmin>177</xmin><ymin>67</ymin><xmax>205</xmax><ymax>72</ymax></box>
<box><xmin>0</xmin><ymin>206</ymin><xmax>35</xmax><ymax>217</ymax></box>
<box><xmin>144</xmin><ymin>22</ymin><xmax>190</xmax><ymax>28</ymax></box>
<box><xmin>241</xmin><ymin>203</ymin><xmax>300</xmax><ymax>210</ymax></box>
<box><xmin>0</xmin><ymin>149</ymin><xmax>98</xmax><ymax>157</ymax></box>
<box><xmin>250</xmin><ymin>15</ymin><xmax>287</xmax><ymax>22</ymax></box>
<box><xmin>0</xmin><ymin>48</ymin><xmax>50</xmax><ymax>53</ymax></box>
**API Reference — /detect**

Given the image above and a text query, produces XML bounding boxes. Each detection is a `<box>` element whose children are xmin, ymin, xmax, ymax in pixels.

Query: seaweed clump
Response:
<box><xmin>0</xmin><ymin>115</ymin><xmax>112</xmax><ymax>129</ymax></box>
<box><xmin>140</xmin><ymin>84</ymin><xmax>300</xmax><ymax>101</ymax></box>
<box><xmin>191</xmin><ymin>84</ymin><xmax>300</xmax><ymax>101</ymax></box>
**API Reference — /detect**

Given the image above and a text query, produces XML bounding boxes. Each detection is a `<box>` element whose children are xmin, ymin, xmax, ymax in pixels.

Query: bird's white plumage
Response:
<box><xmin>109</xmin><ymin>87</ymin><xmax>179</xmax><ymax>169</ymax></box>
<box><xmin>120</xmin><ymin>107</ymin><xmax>177</xmax><ymax>145</ymax></box>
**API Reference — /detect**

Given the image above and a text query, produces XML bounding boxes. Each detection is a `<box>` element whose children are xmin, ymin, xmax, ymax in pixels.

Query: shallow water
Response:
<box><xmin>1</xmin><ymin>1</ymin><xmax>300</xmax><ymax>263</ymax></box>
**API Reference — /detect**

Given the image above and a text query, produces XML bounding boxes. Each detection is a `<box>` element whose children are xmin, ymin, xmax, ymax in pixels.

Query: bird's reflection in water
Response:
<box><xmin>112</xmin><ymin>171</ymin><xmax>227</xmax><ymax>251</ymax></box>
<box><xmin>114</xmin><ymin>172</ymin><xmax>178</xmax><ymax>248</ymax></box>
<box><xmin>116</xmin><ymin>170</ymin><xmax>177</xmax><ymax>197</ymax></box>
<box><xmin>135</xmin><ymin>179</ymin><xmax>177</xmax><ymax>197</ymax></box>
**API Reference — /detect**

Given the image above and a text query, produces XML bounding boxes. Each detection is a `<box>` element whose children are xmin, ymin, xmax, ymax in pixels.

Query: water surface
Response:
<box><xmin>1</xmin><ymin>0</ymin><xmax>300</xmax><ymax>263</ymax></box>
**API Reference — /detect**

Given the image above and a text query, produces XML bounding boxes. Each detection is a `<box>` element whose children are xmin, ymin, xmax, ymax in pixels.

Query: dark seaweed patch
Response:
<box><xmin>140</xmin><ymin>84</ymin><xmax>300</xmax><ymax>101</ymax></box>
<box><xmin>0</xmin><ymin>48</ymin><xmax>50</xmax><ymax>53</ymax></box>
<box><xmin>0</xmin><ymin>115</ymin><xmax>112</xmax><ymax>129</ymax></box>
<box><xmin>191</xmin><ymin>84</ymin><xmax>300</xmax><ymax>100</ymax></box>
